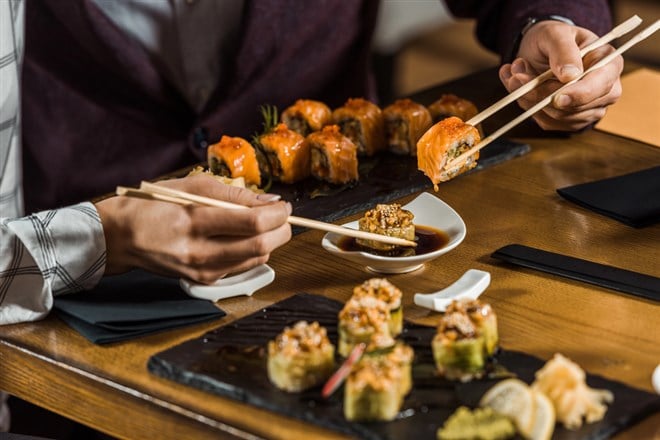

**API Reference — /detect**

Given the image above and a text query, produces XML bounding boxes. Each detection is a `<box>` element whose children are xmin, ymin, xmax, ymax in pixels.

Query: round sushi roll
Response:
<box><xmin>337</xmin><ymin>295</ymin><xmax>394</xmax><ymax>358</ymax></box>
<box><xmin>307</xmin><ymin>125</ymin><xmax>359</xmax><ymax>185</ymax></box>
<box><xmin>256</xmin><ymin>123</ymin><xmax>310</xmax><ymax>184</ymax></box>
<box><xmin>427</xmin><ymin>94</ymin><xmax>479</xmax><ymax>124</ymax></box>
<box><xmin>267</xmin><ymin>321</ymin><xmax>336</xmax><ymax>393</ymax></box>
<box><xmin>332</xmin><ymin>98</ymin><xmax>385</xmax><ymax>156</ymax></box>
<box><xmin>432</xmin><ymin>298</ymin><xmax>499</xmax><ymax>382</ymax></box>
<box><xmin>351</xmin><ymin>278</ymin><xmax>404</xmax><ymax>337</ymax></box>
<box><xmin>207</xmin><ymin>135</ymin><xmax>267</xmax><ymax>187</ymax></box>
<box><xmin>417</xmin><ymin>116</ymin><xmax>481</xmax><ymax>190</ymax></box>
<box><xmin>382</xmin><ymin>98</ymin><xmax>433</xmax><ymax>156</ymax></box>
<box><xmin>356</xmin><ymin>203</ymin><xmax>415</xmax><ymax>254</ymax></box>
<box><xmin>281</xmin><ymin>99</ymin><xmax>332</xmax><ymax>137</ymax></box>
<box><xmin>343</xmin><ymin>342</ymin><xmax>413</xmax><ymax>421</ymax></box>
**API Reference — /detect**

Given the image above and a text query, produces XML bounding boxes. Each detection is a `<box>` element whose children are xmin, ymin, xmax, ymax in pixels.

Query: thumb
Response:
<box><xmin>546</xmin><ymin>30</ymin><xmax>584</xmax><ymax>83</ymax></box>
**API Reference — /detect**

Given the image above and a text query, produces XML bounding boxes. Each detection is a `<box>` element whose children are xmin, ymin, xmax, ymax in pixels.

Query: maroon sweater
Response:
<box><xmin>22</xmin><ymin>0</ymin><xmax>611</xmax><ymax>212</ymax></box>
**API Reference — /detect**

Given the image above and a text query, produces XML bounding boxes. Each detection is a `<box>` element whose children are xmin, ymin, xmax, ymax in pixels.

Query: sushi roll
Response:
<box><xmin>382</xmin><ymin>98</ymin><xmax>433</xmax><ymax>156</ymax></box>
<box><xmin>351</xmin><ymin>278</ymin><xmax>404</xmax><ymax>337</ymax></box>
<box><xmin>356</xmin><ymin>203</ymin><xmax>415</xmax><ymax>253</ymax></box>
<box><xmin>427</xmin><ymin>94</ymin><xmax>479</xmax><ymax>124</ymax></box>
<box><xmin>416</xmin><ymin>116</ymin><xmax>481</xmax><ymax>190</ymax></box>
<box><xmin>256</xmin><ymin>123</ymin><xmax>310</xmax><ymax>184</ymax></box>
<box><xmin>432</xmin><ymin>299</ymin><xmax>499</xmax><ymax>382</ymax></box>
<box><xmin>281</xmin><ymin>99</ymin><xmax>332</xmax><ymax>137</ymax></box>
<box><xmin>267</xmin><ymin>321</ymin><xmax>336</xmax><ymax>392</ymax></box>
<box><xmin>332</xmin><ymin>98</ymin><xmax>385</xmax><ymax>156</ymax></box>
<box><xmin>337</xmin><ymin>295</ymin><xmax>394</xmax><ymax>358</ymax></box>
<box><xmin>307</xmin><ymin>125</ymin><xmax>359</xmax><ymax>185</ymax></box>
<box><xmin>207</xmin><ymin>135</ymin><xmax>267</xmax><ymax>187</ymax></box>
<box><xmin>446</xmin><ymin>299</ymin><xmax>498</xmax><ymax>357</ymax></box>
<box><xmin>428</xmin><ymin>93</ymin><xmax>483</xmax><ymax>136</ymax></box>
<box><xmin>343</xmin><ymin>342</ymin><xmax>414</xmax><ymax>421</ymax></box>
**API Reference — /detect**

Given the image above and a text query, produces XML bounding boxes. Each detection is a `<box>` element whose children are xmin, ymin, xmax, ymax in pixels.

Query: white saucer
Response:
<box><xmin>180</xmin><ymin>264</ymin><xmax>275</xmax><ymax>302</ymax></box>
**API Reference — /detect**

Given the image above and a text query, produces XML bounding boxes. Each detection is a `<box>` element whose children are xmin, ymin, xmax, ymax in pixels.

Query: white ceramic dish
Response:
<box><xmin>180</xmin><ymin>264</ymin><xmax>275</xmax><ymax>302</ymax></box>
<box><xmin>321</xmin><ymin>192</ymin><xmax>466</xmax><ymax>274</ymax></box>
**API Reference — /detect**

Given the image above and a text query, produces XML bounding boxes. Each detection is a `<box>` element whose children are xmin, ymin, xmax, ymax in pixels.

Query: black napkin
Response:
<box><xmin>557</xmin><ymin>165</ymin><xmax>660</xmax><ymax>227</ymax></box>
<box><xmin>53</xmin><ymin>270</ymin><xmax>225</xmax><ymax>344</ymax></box>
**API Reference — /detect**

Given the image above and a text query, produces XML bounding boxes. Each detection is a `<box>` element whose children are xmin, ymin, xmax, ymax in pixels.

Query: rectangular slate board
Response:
<box><xmin>270</xmin><ymin>138</ymin><xmax>530</xmax><ymax>229</ymax></box>
<box><xmin>148</xmin><ymin>293</ymin><xmax>660</xmax><ymax>440</ymax></box>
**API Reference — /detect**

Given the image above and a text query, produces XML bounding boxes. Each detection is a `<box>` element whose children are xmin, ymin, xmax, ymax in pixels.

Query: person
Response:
<box><xmin>1</xmin><ymin>2</ymin><xmax>622</xmax><ymax>323</ymax></box>
<box><xmin>0</xmin><ymin>0</ymin><xmax>625</xmax><ymax>433</ymax></box>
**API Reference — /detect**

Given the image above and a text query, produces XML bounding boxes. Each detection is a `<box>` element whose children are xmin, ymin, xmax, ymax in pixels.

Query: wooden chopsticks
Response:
<box><xmin>116</xmin><ymin>181</ymin><xmax>418</xmax><ymax>248</ymax></box>
<box><xmin>466</xmin><ymin>15</ymin><xmax>642</xmax><ymax>127</ymax></box>
<box><xmin>446</xmin><ymin>19</ymin><xmax>660</xmax><ymax>172</ymax></box>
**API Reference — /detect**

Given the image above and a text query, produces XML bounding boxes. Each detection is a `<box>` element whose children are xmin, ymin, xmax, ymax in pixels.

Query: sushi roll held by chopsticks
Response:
<box><xmin>417</xmin><ymin>116</ymin><xmax>481</xmax><ymax>191</ymax></box>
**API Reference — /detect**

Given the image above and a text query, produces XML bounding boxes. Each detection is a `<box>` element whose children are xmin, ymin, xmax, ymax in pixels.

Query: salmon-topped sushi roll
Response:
<box><xmin>428</xmin><ymin>94</ymin><xmax>483</xmax><ymax>136</ymax></box>
<box><xmin>417</xmin><ymin>116</ymin><xmax>481</xmax><ymax>190</ymax></box>
<box><xmin>382</xmin><ymin>99</ymin><xmax>433</xmax><ymax>156</ymax></box>
<box><xmin>256</xmin><ymin>123</ymin><xmax>310</xmax><ymax>184</ymax></box>
<box><xmin>332</xmin><ymin>98</ymin><xmax>385</xmax><ymax>156</ymax></box>
<box><xmin>207</xmin><ymin>135</ymin><xmax>266</xmax><ymax>188</ymax></box>
<box><xmin>307</xmin><ymin>125</ymin><xmax>359</xmax><ymax>185</ymax></box>
<box><xmin>281</xmin><ymin>99</ymin><xmax>332</xmax><ymax>137</ymax></box>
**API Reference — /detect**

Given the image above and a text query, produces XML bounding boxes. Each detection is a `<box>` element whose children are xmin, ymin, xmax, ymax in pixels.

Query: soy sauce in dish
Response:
<box><xmin>338</xmin><ymin>225</ymin><xmax>449</xmax><ymax>257</ymax></box>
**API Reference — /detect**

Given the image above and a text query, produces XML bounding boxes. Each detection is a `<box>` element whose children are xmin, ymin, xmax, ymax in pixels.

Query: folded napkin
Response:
<box><xmin>557</xmin><ymin>165</ymin><xmax>660</xmax><ymax>228</ymax></box>
<box><xmin>53</xmin><ymin>270</ymin><xmax>225</xmax><ymax>344</ymax></box>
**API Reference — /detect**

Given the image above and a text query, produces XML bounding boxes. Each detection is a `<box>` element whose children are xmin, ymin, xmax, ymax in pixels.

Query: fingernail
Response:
<box><xmin>257</xmin><ymin>193</ymin><xmax>281</xmax><ymax>202</ymax></box>
<box><xmin>285</xmin><ymin>202</ymin><xmax>293</xmax><ymax>215</ymax></box>
<box><xmin>511</xmin><ymin>59</ymin><xmax>526</xmax><ymax>75</ymax></box>
<box><xmin>500</xmin><ymin>68</ymin><xmax>512</xmax><ymax>82</ymax></box>
<box><xmin>554</xmin><ymin>94</ymin><xmax>571</xmax><ymax>108</ymax></box>
<box><xmin>560</xmin><ymin>65</ymin><xmax>581</xmax><ymax>80</ymax></box>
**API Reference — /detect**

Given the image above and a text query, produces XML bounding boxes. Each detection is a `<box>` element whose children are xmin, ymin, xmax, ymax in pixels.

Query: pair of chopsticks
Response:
<box><xmin>116</xmin><ymin>181</ymin><xmax>418</xmax><ymax>247</ymax></box>
<box><xmin>445</xmin><ymin>16</ymin><xmax>659</xmax><ymax>171</ymax></box>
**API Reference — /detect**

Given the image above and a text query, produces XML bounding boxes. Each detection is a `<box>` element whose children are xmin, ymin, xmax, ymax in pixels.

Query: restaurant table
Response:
<box><xmin>1</xmin><ymin>66</ymin><xmax>659</xmax><ymax>440</ymax></box>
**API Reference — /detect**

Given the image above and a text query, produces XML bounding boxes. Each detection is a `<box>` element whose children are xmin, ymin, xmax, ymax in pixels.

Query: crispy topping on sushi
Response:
<box><xmin>267</xmin><ymin>321</ymin><xmax>335</xmax><ymax>393</ymax></box>
<box><xmin>338</xmin><ymin>295</ymin><xmax>394</xmax><ymax>357</ymax></box>
<box><xmin>344</xmin><ymin>342</ymin><xmax>414</xmax><ymax>421</ymax></box>
<box><xmin>352</xmin><ymin>278</ymin><xmax>404</xmax><ymax>336</ymax></box>
<box><xmin>432</xmin><ymin>298</ymin><xmax>499</xmax><ymax>382</ymax></box>
<box><xmin>207</xmin><ymin>135</ymin><xmax>265</xmax><ymax>187</ymax></box>
<box><xmin>383</xmin><ymin>98</ymin><xmax>433</xmax><ymax>156</ymax></box>
<box><xmin>282</xmin><ymin>99</ymin><xmax>332</xmax><ymax>136</ymax></box>
<box><xmin>332</xmin><ymin>98</ymin><xmax>385</xmax><ymax>156</ymax></box>
<box><xmin>256</xmin><ymin>123</ymin><xmax>310</xmax><ymax>184</ymax></box>
<box><xmin>357</xmin><ymin>204</ymin><xmax>415</xmax><ymax>252</ymax></box>
<box><xmin>417</xmin><ymin>116</ymin><xmax>481</xmax><ymax>190</ymax></box>
<box><xmin>307</xmin><ymin>125</ymin><xmax>359</xmax><ymax>185</ymax></box>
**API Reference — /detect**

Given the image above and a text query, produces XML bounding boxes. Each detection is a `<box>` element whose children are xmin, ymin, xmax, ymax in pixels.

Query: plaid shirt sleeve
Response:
<box><xmin>0</xmin><ymin>0</ymin><xmax>106</xmax><ymax>326</ymax></box>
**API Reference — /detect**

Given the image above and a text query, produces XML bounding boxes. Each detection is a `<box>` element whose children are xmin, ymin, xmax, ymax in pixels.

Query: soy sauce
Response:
<box><xmin>337</xmin><ymin>225</ymin><xmax>449</xmax><ymax>257</ymax></box>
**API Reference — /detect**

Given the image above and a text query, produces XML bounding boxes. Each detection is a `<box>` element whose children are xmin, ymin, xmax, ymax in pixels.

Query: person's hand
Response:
<box><xmin>499</xmin><ymin>21</ymin><xmax>623</xmax><ymax>131</ymax></box>
<box><xmin>95</xmin><ymin>174</ymin><xmax>292</xmax><ymax>283</ymax></box>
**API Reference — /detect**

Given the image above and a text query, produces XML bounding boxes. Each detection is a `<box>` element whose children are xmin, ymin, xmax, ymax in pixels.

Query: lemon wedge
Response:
<box><xmin>529</xmin><ymin>389</ymin><xmax>556</xmax><ymax>440</ymax></box>
<box><xmin>479</xmin><ymin>378</ymin><xmax>536</xmax><ymax>438</ymax></box>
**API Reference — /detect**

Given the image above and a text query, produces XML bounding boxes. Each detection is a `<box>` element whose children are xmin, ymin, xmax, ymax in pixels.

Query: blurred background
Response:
<box><xmin>373</xmin><ymin>0</ymin><xmax>660</xmax><ymax>102</ymax></box>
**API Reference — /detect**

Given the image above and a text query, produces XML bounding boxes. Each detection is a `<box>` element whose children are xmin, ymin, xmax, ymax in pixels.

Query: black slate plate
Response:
<box><xmin>270</xmin><ymin>138</ymin><xmax>529</xmax><ymax>230</ymax></box>
<box><xmin>148</xmin><ymin>294</ymin><xmax>660</xmax><ymax>440</ymax></box>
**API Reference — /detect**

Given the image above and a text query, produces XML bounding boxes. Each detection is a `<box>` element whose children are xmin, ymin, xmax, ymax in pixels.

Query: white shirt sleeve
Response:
<box><xmin>0</xmin><ymin>203</ymin><xmax>107</xmax><ymax>325</ymax></box>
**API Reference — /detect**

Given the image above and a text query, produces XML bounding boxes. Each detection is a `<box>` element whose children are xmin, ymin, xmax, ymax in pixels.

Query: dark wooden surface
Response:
<box><xmin>2</xmin><ymin>67</ymin><xmax>659</xmax><ymax>440</ymax></box>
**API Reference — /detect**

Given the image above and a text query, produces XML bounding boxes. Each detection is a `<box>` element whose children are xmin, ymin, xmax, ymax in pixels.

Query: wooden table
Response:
<box><xmin>2</xmin><ymin>68</ymin><xmax>659</xmax><ymax>440</ymax></box>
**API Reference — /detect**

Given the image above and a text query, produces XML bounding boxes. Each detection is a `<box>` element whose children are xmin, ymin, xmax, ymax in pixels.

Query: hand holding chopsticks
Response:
<box><xmin>117</xmin><ymin>181</ymin><xmax>417</xmax><ymax>248</ymax></box>
<box><xmin>446</xmin><ymin>18</ymin><xmax>660</xmax><ymax>172</ymax></box>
